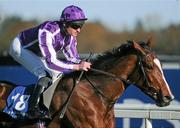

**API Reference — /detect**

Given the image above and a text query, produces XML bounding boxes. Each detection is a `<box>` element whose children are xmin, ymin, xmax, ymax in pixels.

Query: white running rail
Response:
<box><xmin>114</xmin><ymin>104</ymin><xmax>180</xmax><ymax>128</ymax></box>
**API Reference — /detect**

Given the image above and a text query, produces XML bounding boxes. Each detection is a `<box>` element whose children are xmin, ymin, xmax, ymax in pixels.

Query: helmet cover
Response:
<box><xmin>60</xmin><ymin>5</ymin><xmax>87</xmax><ymax>22</ymax></box>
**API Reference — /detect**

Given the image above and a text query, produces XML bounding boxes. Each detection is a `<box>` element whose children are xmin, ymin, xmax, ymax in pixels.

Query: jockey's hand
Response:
<box><xmin>79</xmin><ymin>61</ymin><xmax>91</xmax><ymax>71</ymax></box>
<box><xmin>73</xmin><ymin>61</ymin><xmax>91</xmax><ymax>71</ymax></box>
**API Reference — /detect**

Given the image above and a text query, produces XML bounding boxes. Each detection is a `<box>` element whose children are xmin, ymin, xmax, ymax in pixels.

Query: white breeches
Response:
<box><xmin>9</xmin><ymin>37</ymin><xmax>63</xmax><ymax>82</ymax></box>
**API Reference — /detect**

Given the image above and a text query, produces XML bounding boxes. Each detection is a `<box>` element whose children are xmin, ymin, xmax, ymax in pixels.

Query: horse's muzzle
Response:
<box><xmin>156</xmin><ymin>95</ymin><xmax>174</xmax><ymax>107</ymax></box>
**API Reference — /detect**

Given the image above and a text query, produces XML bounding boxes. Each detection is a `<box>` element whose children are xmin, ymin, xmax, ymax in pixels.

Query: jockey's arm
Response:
<box><xmin>62</xmin><ymin>37</ymin><xmax>81</xmax><ymax>63</ymax></box>
<box><xmin>39</xmin><ymin>29</ymin><xmax>91</xmax><ymax>72</ymax></box>
<box><xmin>39</xmin><ymin>29</ymin><xmax>77</xmax><ymax>72</ymax></box>
<box><xmin>62</xmin><ymin>37</ymin><xmax>91</xmax><ymax>71</ymax></box>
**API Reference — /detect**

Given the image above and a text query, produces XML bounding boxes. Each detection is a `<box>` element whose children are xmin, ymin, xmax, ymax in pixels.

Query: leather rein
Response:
<box><xmin>84</xmin><ymin>53</ymin><xmax>156</xmax><ymax>105</ymax></box>
<box><xmin>84</xmin><ymin>68</ymin><xmax>132</xmax><ymax>105</ymax></box>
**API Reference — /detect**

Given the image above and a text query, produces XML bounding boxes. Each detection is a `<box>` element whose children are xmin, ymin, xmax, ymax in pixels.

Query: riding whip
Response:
<box><xmin>59</xmin><ymin>53</ymin><xmax>93</xmax><ymax>118</ymax></box>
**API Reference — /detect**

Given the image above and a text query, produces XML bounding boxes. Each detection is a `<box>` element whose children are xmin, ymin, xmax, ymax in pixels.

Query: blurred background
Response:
<box><xmin>0</xmin><ymin>0</ymin><xmax>180</xmax><ymax>54</ymax></box>
<box><xmin>0</xmin><ymin>0</ymin><xmax>180</xmax><ymax>128</ymax></box>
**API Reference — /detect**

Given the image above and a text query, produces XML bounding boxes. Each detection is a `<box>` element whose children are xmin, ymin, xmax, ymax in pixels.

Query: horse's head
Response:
<box><xmin>129</xmin><ymin>39</ymin><xmax>174</xmax><ymax>107</ymax></box>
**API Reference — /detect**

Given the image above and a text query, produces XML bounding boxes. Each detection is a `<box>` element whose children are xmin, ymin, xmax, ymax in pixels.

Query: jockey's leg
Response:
<box><xmin>9</xmin><ymin>37</ymin><xmax>47</xmax><ymax>78</ymax></box>
<box><xmin>9</xmin><ymin>37</ymin><xmax>61</xmax><ymax>119</ymax></box>
<box><xmin>9</xmin><ymin>37</ymin><xmax>50</xmax><ymax>118</ymax></box>
<box><xmin>28</xmin><ymin>76</ymin><xmax>52</xmax><ymax>118</ymax></box>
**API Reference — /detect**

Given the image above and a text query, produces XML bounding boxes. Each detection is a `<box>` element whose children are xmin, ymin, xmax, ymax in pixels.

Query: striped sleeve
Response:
<box><xmin>38</xmin><ymin>29</ymin><xmax>75</xmax><ymax>72</ymax></box>
<box><xmin>62</xmin><ymin>37</ymin><xmax>81</xmax><ymax>64</ymax></box>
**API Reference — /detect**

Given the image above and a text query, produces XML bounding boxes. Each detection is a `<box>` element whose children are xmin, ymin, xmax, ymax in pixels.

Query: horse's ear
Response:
<box><xmin>132</xmin><ymin>40</ymin><xmax>146</xmax><ymax>55</ymax></box>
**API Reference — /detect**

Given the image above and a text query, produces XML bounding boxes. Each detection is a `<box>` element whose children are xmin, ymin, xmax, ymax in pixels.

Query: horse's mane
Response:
<box><xmin>92</xmin><ymin>43</ymin><xmax>131</xmax><ymax>65</ymax></box>
<box><xmin>91</xmin><ymin>40</ymin><xmax>151</xmax><ymax>70</ymax></box>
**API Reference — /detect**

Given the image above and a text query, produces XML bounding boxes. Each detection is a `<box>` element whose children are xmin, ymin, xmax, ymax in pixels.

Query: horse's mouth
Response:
<box><xmin>156</xmin><ymin>95</ymin><xmax>174</xmax><ymax>107</ymax></box>
<box><xmin>143</xmin><ymin>89</ymin><xmax>174</xmax><ymax>107</ymax></box>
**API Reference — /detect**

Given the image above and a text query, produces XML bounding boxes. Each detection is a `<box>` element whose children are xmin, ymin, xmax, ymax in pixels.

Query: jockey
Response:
<box><xmin>9</xmin><ymin>5</ymin><xmax>91</xmax><ymax>119</ymax></box>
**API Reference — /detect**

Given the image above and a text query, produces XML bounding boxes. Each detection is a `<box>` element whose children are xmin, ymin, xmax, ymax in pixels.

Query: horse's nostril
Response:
<box><xmin>164</xmin><ymin>95</ymin><xmax>174</xmax><ymax>102</ymax></box>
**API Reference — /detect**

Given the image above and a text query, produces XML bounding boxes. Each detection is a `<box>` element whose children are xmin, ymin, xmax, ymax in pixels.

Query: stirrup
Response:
<box><xmin>28</xmin><ymin>108</ymin><xmax>51</xmax><ymax>120</ymax></box>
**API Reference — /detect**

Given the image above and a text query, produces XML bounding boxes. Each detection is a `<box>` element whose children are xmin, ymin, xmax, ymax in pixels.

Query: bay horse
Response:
<box><xmin>0</xmin><ymin>40</ymin><xmax>174</xmax><ymax>128</ymax></box>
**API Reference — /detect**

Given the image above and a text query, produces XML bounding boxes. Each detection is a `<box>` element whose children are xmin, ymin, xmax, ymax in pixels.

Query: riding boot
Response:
<box><xmin>28</xmin><ymin>77</ymin><xmax>52</xmax><ymax>119</ymax></box>
<box><xmin>28</xmin><ymin>85</ymin><xmax>45</xmax><ymax>118</ymax></box>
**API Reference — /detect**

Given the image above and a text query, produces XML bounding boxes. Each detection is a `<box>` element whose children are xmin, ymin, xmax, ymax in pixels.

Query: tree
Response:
<box><xmin>0</xmin><ymin>16</ymin><xmax>39</xmax><ymax>52</ymax></box>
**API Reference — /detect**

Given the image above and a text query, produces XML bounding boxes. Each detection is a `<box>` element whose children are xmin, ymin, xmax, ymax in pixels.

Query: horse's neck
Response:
<box><xmin>95</xmin><ymin>55</ymin><xmax>137</xmax><ymax>103</ymax></box>
<box><xmin>107</xmin><ymin>55</ymin><xmax>137</xmax><ymax>80</ymax></box>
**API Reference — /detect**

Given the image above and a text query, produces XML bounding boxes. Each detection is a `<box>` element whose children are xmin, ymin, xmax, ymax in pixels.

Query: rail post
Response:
<box><xmin>145</xmin><ymin>118</ymin><xmax>152</xmax><ymax>128</ymax></box>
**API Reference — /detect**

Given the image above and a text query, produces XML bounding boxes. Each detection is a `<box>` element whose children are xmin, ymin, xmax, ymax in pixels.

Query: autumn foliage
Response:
<box><xmin>0</xmin><ymin>16</ymin><xmax>180</xmax><ymax>55</ymax></box>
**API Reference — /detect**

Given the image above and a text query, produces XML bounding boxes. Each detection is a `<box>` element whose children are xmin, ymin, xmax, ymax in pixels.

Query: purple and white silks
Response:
<box><xmin>19</xmin><ymin>21</ymin><xmax>81</xmax><ymax>73</ymax></box>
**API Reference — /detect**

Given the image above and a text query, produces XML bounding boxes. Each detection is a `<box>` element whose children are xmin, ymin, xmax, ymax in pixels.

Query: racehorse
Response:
<box><xmin>0</xmin><ymin>39</ymin><xmax>174</xmax><ymax>128</ymax></box>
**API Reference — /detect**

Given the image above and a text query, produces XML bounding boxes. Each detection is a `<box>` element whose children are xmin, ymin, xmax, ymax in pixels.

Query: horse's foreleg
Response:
<box><xmin>104</xmin><ymin>111</ymin><xmax>116</xmax><ymax>128</ymax></box>
<box><xmin>107</xmin><ymin>118</ymin><xmax>115</xmax><ymax>128</ymax></box>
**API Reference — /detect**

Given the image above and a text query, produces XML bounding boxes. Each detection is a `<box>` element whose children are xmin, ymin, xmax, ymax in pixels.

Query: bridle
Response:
<box><xmin>134</xmin><ymin>53</ymin><xmax>159</xmax><ymax>99</ymax></box>
<box><xmin>85</xmin><ymin>52</ymin><xmax>159</xmax><ymax>104</ymax></box>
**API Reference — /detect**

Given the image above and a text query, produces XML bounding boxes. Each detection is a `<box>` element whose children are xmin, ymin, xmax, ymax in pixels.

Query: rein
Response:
<box><xmin>83</xmin><ymin>68</ymin><xmax>132</xmax><ymax>105</ymax></box>
<box><xmin>86</xmin><ymin>53</ymin><xmax>156</xmax><ymax>105</ymax></box>
<box><xmin>85</xmin><ymin>76</ymin><xmax>117</xmax><ymax>104</ymax></box>
<box><xmin>90</xmin><ymin>68</ymin><xmax>132</xmax><ymax>85</ymax></box>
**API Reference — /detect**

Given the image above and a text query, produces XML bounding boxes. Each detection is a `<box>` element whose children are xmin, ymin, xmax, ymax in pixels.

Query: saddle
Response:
<box><xmin>3</xmin><ymin>85</ymin><xmax>34</xmax><ymax>119</ymax></box>
<box><xmin>2</xmin><ymin>77</ymin><xmax>61</xmax><ymax>120</ymax></box>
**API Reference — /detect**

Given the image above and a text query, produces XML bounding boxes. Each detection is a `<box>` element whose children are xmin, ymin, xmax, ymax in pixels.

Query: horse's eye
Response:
<box><xmin>142</xmin><ymin>61</ymin><xmax>153</xmax><ymax>69</ymax></box>
<box><xmin>146</xmin><ymin>63</ymin><xmax>154</xmax><ymax>69</ymax></box>
<box><xmin>142</xmin><ymin>54</ymin><xmax>154</xmax><ymax>69</ymax></box>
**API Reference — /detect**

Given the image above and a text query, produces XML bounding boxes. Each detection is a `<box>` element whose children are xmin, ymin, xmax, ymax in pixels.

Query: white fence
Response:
<box><xmin>114</xmin><ymin>104</ymin><xmax>180</xmax><ymax>128</ymax></box>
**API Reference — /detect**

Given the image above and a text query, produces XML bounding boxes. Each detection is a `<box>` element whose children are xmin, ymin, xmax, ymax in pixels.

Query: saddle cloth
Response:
<box><xmin>3</xmin><ymin>85</ymin><xmax>34</xmax><ymax>119</ymax></box>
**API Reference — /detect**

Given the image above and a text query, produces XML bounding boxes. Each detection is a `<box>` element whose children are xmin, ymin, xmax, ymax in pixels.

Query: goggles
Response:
<box><xmin>67</xmin><ymin>21</ymin><xmax>85</xmax><ymax>29</ymax></box>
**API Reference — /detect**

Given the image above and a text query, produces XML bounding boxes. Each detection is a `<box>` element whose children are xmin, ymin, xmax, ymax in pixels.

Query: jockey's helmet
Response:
<box><xmin>60</xmin><ymin>5</ymin><xmax>87</xmax><ymax>23</ymax></box>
